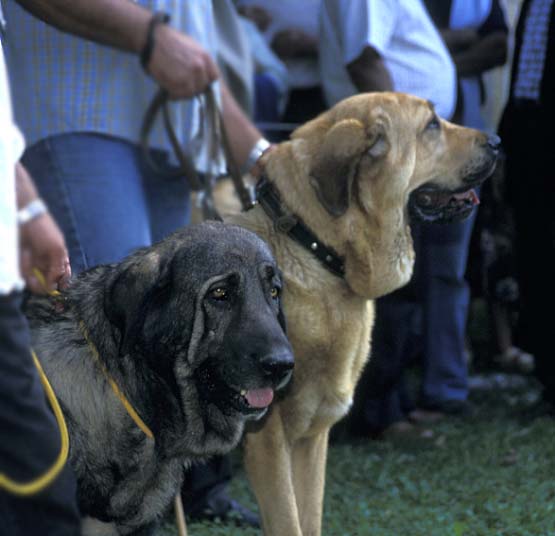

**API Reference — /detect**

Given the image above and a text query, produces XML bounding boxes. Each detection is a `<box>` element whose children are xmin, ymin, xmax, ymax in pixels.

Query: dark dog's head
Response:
<box><xmin>105</xmin><ymin>221</ymin><xmax>293</xmax><ymax>454</ymax></box>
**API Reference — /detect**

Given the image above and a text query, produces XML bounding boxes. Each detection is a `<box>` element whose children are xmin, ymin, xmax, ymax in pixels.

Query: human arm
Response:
<box><xmin>17</xmin><ymin>0</ymin><xmax>269</xmax><ymax>171</ymax></box>
<box><xmin>347</xmin><ymin>46</ymin><xmax>394</xmax><ymax>92</ymax></box>
<box><xmin>15</xmin><ymin>163</ymin><xmax>71</xmax><ymax>294</ymax></box>
<box><xmin>439</xmin><ymin>0</ymin><xmax>508</xmax><ymax>77</ymax></box>
<box><xmin>236</xmin><ymin>4</ymin><xmax>272</xmax><ymax>32</ymax></box>
<box><xmin>15</xmin><ymin>0</ymin><xmax>218</xmax><ymax>98</ymax></box>
<box><xmin>271</xmin><ymin>29</ymin><xmax>318</xmax><ymax>60</ymax></box>
<box><xmin>441</xmin><ymin>29</ymin><xmax>507</xmax><ymax>77</ymax></box>
<box><xmin>220</xmin><ymin>82</ymin><xmax>271</xmax><ymax>173</ymax></box>
<box><xmin>322</xmin><ymin>0</ymin><xmax>395</xmax><ymax>93</ymax></box>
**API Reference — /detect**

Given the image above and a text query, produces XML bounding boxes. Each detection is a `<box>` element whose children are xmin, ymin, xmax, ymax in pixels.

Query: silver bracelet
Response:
<box><xmin>243</xmin><ymin>138</ymin><xmax>271</xmax><ymax>174</ymax></box>
<box><xmin>17</xmin><ymin>198</ymin><xmax>48</xmax><ymax>225</ymax></box>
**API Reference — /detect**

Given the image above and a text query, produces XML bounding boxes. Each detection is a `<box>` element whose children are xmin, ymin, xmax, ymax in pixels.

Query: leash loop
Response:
<box><xmin>140</xmin><ymin>87</ymin><xmax>255</xmax><ymax>221</ymax></box>
<box><xmin>0</xmin><ymin>349</ymin><xmax>70</xmax><ymax>496</ymax></box>
<box><xmin>35</xmin><ymin>269</ymin><xmax>153</xmax><ymax>439</ymax></box>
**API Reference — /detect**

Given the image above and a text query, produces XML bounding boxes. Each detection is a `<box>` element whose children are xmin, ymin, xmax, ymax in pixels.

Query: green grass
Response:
<box><xmin>160</xmin><ymin>378</ymin><xmax>555</xmax><ymax>536</ymax></box>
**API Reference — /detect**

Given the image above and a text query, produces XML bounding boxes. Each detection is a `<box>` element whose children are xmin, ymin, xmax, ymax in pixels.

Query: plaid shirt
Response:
<box><xmin>2</xmin><ymin>0</ymin><xmax>217</xmax><ymax>154</ymax></box>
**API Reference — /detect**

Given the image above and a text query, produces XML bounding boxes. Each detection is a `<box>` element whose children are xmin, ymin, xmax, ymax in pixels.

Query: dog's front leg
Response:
<box><xmin>291</xmin><ymin>429</ymin><xmax>329</xmax><ymax>536</ymax></box>
<box><xmin>244</xmin><ymin>407</ymin><xmax>303</xmax><ymax>536</ymax></box>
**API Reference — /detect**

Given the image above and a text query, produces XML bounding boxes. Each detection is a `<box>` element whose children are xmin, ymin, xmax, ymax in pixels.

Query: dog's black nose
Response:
<box><xmin>260</xmin><ymin>353</ymin><xmax>294</xmax><ymax>386</ymax></box>
<box><xmin>486</xmin><ymin>134</ymin><xmax>501</xmax><ymax>152</ymax></box>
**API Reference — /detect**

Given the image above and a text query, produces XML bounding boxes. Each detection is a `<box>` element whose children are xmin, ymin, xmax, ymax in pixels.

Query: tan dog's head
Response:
<box><xmin>286</xmin><ymin>92</ymin><xmax>499</xmax><ymax>297</ymax></box>
<box><xmin>294</xmin><ymin>91</ymin><xmax>499</xmax><ymax>221</ymax></box>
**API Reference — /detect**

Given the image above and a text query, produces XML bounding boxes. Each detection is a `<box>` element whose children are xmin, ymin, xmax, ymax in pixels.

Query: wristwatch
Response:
<box><xmin>243</xmin><ymin>138</ymin><xmax>272</xmax><ymax>175</ymax></box>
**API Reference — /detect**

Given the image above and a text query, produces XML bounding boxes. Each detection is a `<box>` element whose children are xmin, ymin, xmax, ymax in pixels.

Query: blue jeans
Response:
<box><xmin>416</xmin><ymin>209</ymin><xmax>477</xmax><ymax>405</ymax></box>
<box><xmin>22</xmin><ymin>133</ymin><xmax>191</xmax><ymax>274</ymax></box>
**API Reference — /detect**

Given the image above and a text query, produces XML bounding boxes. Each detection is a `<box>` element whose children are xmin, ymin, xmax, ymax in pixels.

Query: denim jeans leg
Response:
<box><xmin>419</xmin><ymin>211</ymin><xmax>477</xmax><ymax>404</ymax></box>
<box><xmin>22</xmin><ymin>134</ymin><xmax>153</xmax><ymax>274</ymax></box>
<box><xmin>140</xmin><ymin>149</ymin><xmax>191</xmax><ymax>243</ymax></box>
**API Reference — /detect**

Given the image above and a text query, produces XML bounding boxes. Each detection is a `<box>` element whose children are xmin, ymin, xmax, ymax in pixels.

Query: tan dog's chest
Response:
<box><xmin>228</xmin><ymin>209</ymin><xmax>375</xmax><ymax>439</ymax></box>
<box><xmin>277</xmin><ymin>273</ymin><xmax>374</xmax><ymax>438</ymax></box>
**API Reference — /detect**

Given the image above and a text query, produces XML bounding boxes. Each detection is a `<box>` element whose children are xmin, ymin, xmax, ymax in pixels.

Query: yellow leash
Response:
<box><xmin>32</xmin><ymin>267</ymin><xmax>153</xmax><ymax>440</ymax></box>
<box><xmin>4</xmin><ymin>270</ymin><xmax>187</xmax><ymax>536</ymax></box>
<box><xmin>77</xmin><ymin>320</ymin><xmax>154</xmax><ymax>440</ymax></box>
<box><xmin>0</xmin><ymin>270</ymin><xmax>70</xmax><ymax>495</ymax></box>
<box><xmin>0</xmin><ymin>349</ymin><xmax>70</xmax><ymax>496</ymax></box>
<box><xmin>0</xmin><ymin>268</ymin><xmax>153</xmax><ymax>497</ymax></box>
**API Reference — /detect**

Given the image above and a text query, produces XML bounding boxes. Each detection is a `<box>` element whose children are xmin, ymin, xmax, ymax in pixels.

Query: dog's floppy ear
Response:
<box><xmin>277</xmin><ymin>299</ymin><xmax>287</xmax><ymax>335</ymax></box>
<box><xmin>309</xmin><ymin>119</ymin><xmax>387</xmax><ymax>216</ymax></box>
<box><xmin>105</xmin><ymin>251</ymin><xmax>172</xmax><ymax>355</ymax></box>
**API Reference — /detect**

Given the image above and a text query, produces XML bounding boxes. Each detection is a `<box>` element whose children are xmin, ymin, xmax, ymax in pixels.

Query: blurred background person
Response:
<box><xmin>320</xmin><ymin>0</ymin><xmax>508</xmax><ymax>440</ymax></box>
<box><xmin>319</xmin><ymin>0</ymin><xmax>456</xmax><ymax>440</ymax></box>
<box><xmin>497</xmin><ymin>0</ymin><xmax>555</xmax><ymax>418</ymax></box>
<box><xmin>410</xmin><ymin>0</ymin><xmax>509</xmax><ymax>424</ymax></box>
<box><xmin>0</xmin><ymin>7</ymin><xmax>80</xmax><ymax>530</ymax></box>
<box><xmin>237</xmin><ymin>0</ymin><xmax>324</xmax><ymax>140</ymax></box>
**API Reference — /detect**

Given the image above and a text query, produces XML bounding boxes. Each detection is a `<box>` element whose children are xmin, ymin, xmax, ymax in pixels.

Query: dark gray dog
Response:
<box><xmin>25</xmin><ymin>222</ymin><xmax>294</xmax><ymax>535</ymax></box>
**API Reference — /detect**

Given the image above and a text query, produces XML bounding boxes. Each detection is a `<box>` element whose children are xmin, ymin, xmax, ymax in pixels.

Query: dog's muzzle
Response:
<box><xmin>409</xmin><ymin>134</ymin><xmax>500</xmax><ymax>224</ymax></box>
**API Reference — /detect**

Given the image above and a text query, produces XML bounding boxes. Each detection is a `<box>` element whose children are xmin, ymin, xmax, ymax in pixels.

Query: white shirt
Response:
<box><xmin>0</xmin><ymin>40</ymin><xmax>25</xmax><ymax>294</ymax></box>
<box><xmin>320</xmin><ymin>0</ymin><xmax>457</xmax><ymax>119</ymax></box>
<box><xmin>237</xmin><ymin>0</ymin><xmax>322</xmax><ymax>88</ymax></box>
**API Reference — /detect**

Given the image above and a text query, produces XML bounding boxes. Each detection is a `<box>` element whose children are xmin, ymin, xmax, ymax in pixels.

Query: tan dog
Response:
<box><xmin>226</xmin><ymin>92</ymin><xmax>499</xmax><ymax>536</ymax></box>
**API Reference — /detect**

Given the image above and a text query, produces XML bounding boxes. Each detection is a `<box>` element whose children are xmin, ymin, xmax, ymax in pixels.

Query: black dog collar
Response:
<box><xmin>255</xmin><ymin>176</ymin><xmax>345</xmax><ymax>278</ymax></box>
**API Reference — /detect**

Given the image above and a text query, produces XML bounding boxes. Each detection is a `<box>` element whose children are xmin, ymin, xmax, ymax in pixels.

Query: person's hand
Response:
<box><xmin>237</xmin><ymin>5</ymin><xmax>272</xmax><ymax>32</ymax></box>
<box><xmin>146</xmin><ymin>24</ymin><xmax>219</xmax><ymax>99</ymax></box>
<box><xmin>19</xmin><ymin>213</ymin><xmax>71</xmax><ymax>294</ymax></box>
<box><xmin>440</xmin><ymin>28</ymin><xmax>478</xmax><ymax>53</ymax></box>
<box><xmin>271</xmin><ymin>29</ymin><xmax>318</xmax><ymax>60</ymax></box>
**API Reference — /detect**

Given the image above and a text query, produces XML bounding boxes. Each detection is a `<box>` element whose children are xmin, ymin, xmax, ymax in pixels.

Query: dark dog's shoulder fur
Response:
<box><xmin>25</xmin><ymin>221</ymin><xmax>293</xmax><ymax>534</ymax></box>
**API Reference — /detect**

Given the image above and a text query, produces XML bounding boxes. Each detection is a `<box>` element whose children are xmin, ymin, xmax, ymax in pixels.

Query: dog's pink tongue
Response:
<box><xmin>454</xmin><ymin>189</ymin><xmax>480</xmax><ymax>205</ymax></box>
<box><xmin>245</xmin><ymin>388</ymin><xmax>274</xmax><ymax>408</ymax></box>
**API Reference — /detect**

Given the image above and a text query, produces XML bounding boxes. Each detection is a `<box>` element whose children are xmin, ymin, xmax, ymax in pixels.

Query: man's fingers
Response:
<box><xmin>57</xmin><ymin>259</ymin><xmax>72</xmax><ymax>290</ymax></box>
<box><xmin>41</xmin><ymin>252</ymin><xmax>71</xmax><ymax>293</ymax></box>
<box><xmin>24</xmin><ymin>253</ymin><xmax>70</xmax><ymax>295</ymax></box>
<box><xmin>166</xmin><ymin>54</ymin><xmax>219</xmax><ymax>99</ymax></box>
<box><xmin>149</xmin><ymin>25</ymin><xmax>220</xmax><ymax>99</ymax></box>
<box><xmin>205</xmin><ymin>54</ymin><xmax>219</xmax><ymax>82</ymax></box>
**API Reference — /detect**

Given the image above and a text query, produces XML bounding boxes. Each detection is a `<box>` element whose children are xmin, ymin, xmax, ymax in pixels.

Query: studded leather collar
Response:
<box><xmin>254</xmin><ymin>176</ymin><xmax>345</xmax><ymax>278</ymax></box>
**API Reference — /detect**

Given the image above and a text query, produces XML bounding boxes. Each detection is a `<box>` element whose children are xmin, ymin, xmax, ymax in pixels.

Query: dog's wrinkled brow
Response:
<box><xmin>262</xmin><ymin>264</ymin><xmax>276</xmax><ymax>279</ymax></box>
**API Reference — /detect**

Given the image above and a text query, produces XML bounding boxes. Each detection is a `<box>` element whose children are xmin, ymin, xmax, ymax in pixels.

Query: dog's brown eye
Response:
<box><xmin>270</xmin><ymin>287</ymin><xmax>280</xmax><ymax>299</ymax></box>
<box><xmin>210</xmin><ymin>287</ymin><xmax>228</xmax><ymax>300</ymax></box>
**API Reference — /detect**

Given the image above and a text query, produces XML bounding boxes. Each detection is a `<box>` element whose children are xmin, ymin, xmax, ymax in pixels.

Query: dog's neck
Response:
<box><xmin>343</xmin><ymin>209</ymin><xmax>415</xmax><ymax>298</ymax></box>
<box><xmin>66</xmin><ymin>269</ymin><xmax>186</xmax><ymax>443</ymax></box>
<box><xmin>255</xmin><ymin>175</ymin><xmax>346</xmax><ymax>278</ymax></box>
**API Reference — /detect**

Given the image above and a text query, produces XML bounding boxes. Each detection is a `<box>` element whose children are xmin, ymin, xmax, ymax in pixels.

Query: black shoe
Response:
<box><xmin>186</xmin><ymin>490</ymin><xmax>260</xmax><ymax>528</ymax></box>
<box><xmin>419</xmin><ymin>399</ymin><xmax>475</xmax><ymax>418</ymax></box>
